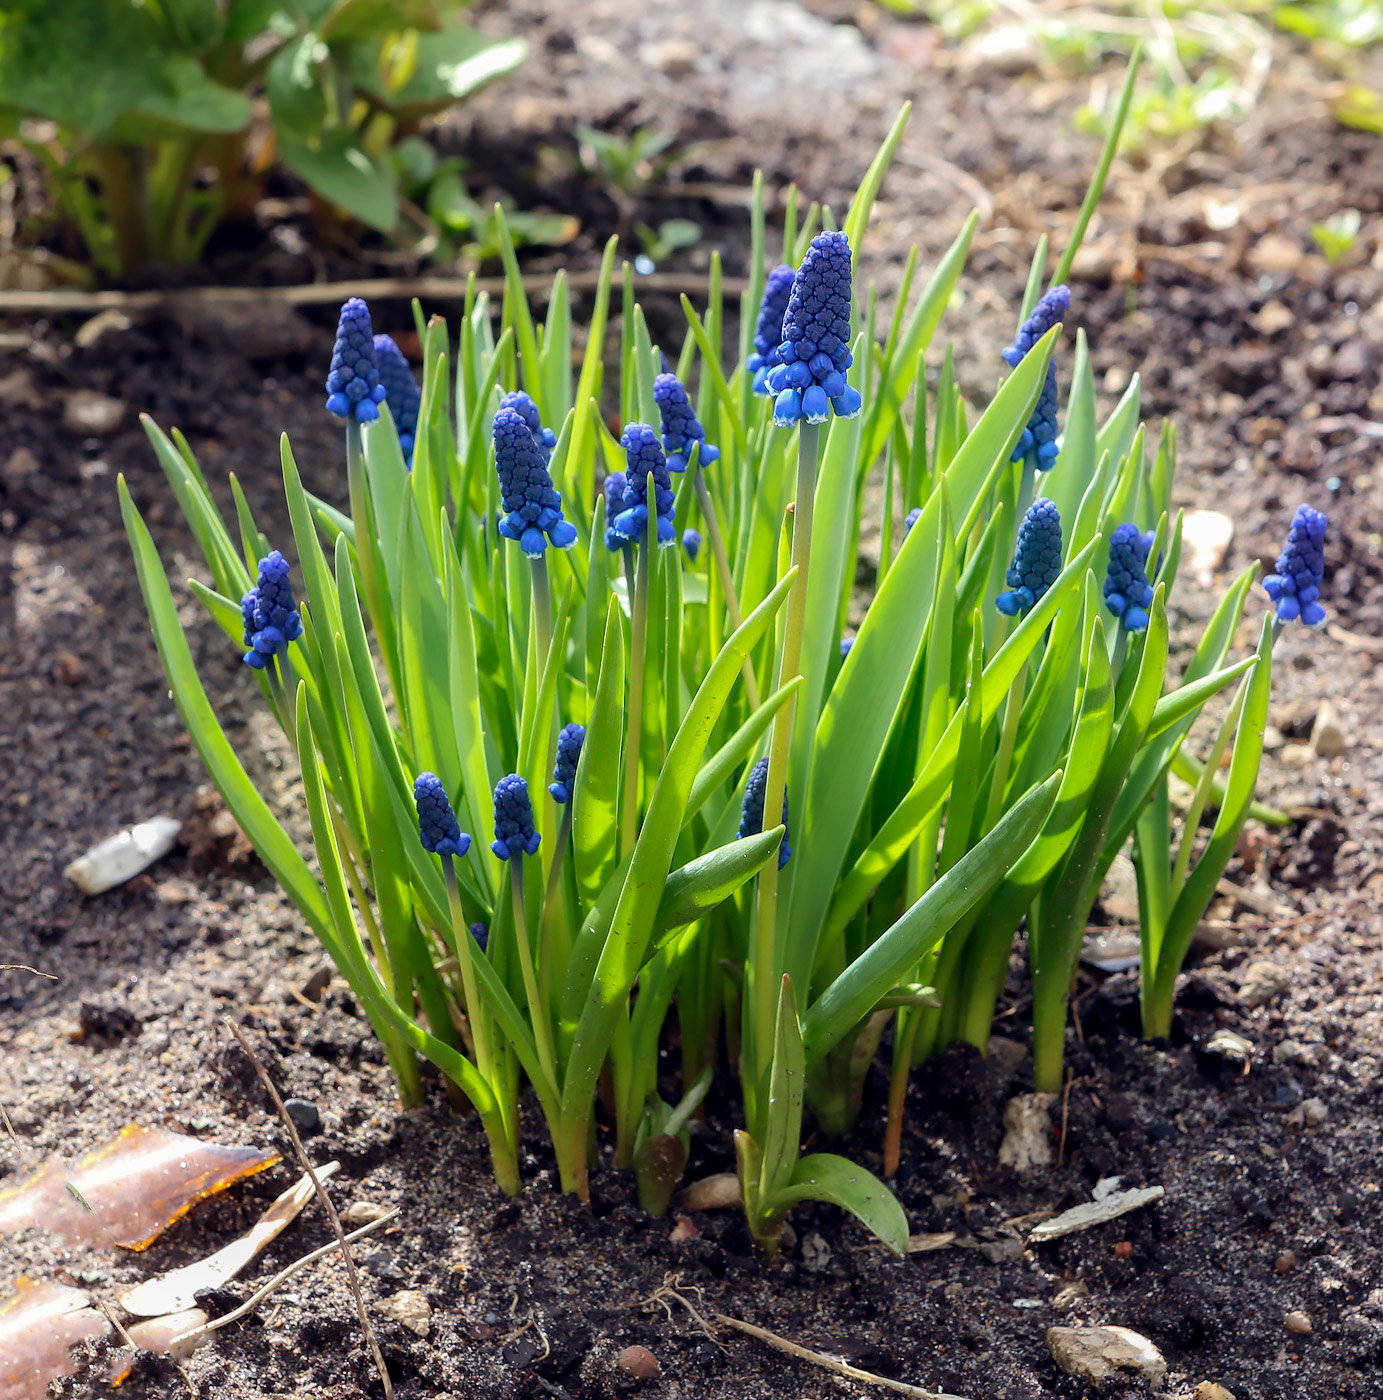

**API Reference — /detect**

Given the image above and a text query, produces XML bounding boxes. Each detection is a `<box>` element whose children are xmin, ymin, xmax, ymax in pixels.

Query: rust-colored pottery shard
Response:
<box><xmin>0</xmin><ymin>1124</ymin><xmax>279</xmax><ymax>1250</ymax></box>
<box><xmin>0</xmin><ymin>1277</ymin><xmax>109</xmax><ymax>1400</ymax></box>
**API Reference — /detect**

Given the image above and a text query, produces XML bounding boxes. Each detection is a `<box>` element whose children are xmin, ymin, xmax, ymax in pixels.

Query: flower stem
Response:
<box><xmin>530</xmin><ymin>553</ymin><xmax>553</xmax><ymax>668</ymax></box>
<box><xmin>693</xmin><ymin>464</ymin><xmax>760</xmax><ymax>709</ymax></box>
<box><xmin>980</xmin><ymin>652</ymin><xmax>1027</xmax><ymax>836</ymax></box>
<box><xmin>510</xmin><ymin>858</ymin><xmax>558</xmax><ymax>1094</ymax></box>
<box><xmin>540</xmin><ymin>804</ymin><xmax>574</xmax><ymax>1006</ymax></box>
<box><xmin>444</xmin><ymin>859</ymin><xmax>495</xmax><ymax>1081</ymax></box>
<box><xmin>620</xmin><ymin>484</ymin><xmax>653</xmax><ymax>854</ymax></box>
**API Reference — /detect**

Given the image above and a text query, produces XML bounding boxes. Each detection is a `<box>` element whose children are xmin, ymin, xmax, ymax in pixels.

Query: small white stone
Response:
<box><xmin>1302</xmin><ymin>1097</ymin><xmax>1329</xmax><ymax>1126</ymax></box>
<box><xmin>1193</xmin><ymin>1384</ymin><xmax>1237</xmax><ymax>1400</ymax></box>
<box><xmin>1047</xmin><ymin>1325</ymin><xmax>1167</xmax><ymax>1388</ymax></box>
<box><xmin>379</xmin><ymin>1289</ymin><xmax>431</xmax><ymax>1338</ymax></box>
<box><xmin>64</xmin><ymin>816</ymin><xmax>182</xmax><ymax>894</ymax></box>
<box><xmin>1284</xmin><ymin>1310</ymin><xmax>1312</xmax><ymax>1336</ymax></box>
<box><xmin>63</xmin><ymin>388</ymin><xmax>125</xmax><ymax>434</ymax></box>
<box><xmin>1029</xmin><ymin>1186</ymin><xmax>1165</xmax><ymax>1242</ymax></box>
<box><xmin>1183</xmin><ymin>509</ymin><xmax>1234</xmax><ymax>581</ymax></box>
<box><xmin>125</xmin><ymin>1309</ymin><xmax>210</xmax><ymax>1358</ymax></box>
<box><xmin>1238</xmin><ymin>960</ymin><xmax>1291</xmax><ymax>1009</ymax></box>
<box><xmin>1280</xmin><ymin>742</ymin><xmax>1315</xmax><ymax>768</ymax></box>
<box><xmin>1310</xmin><ymin>700</ymin><xmax>1346</xmax><ymax>758</ymax></box>
<box><xmin>341</xmin><ymin>1201</ymin><xmax>392</xmax><ymax>1227</ymax></box>
<box><xmin>998</xmin><ymin>1092</ymin><xmax>1055</xmax><ymax>1173</ymax></box>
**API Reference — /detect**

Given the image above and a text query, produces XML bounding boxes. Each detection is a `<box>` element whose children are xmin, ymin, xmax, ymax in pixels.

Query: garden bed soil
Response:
<box><xmin>4</xmin><ymin>3</ymin><xmax>1383</xmax><ymax>1397</ymax></box>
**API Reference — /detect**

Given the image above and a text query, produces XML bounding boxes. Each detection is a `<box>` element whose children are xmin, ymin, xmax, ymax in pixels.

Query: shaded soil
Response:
<box><xmin>4</xmin><ymin>4</ymin><xmax>1383</xmax><ymax>1399</ymax></box>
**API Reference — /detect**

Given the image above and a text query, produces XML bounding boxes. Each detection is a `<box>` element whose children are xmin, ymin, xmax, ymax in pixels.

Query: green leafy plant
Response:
<box><xmin>634</xmin><ymin>218</ymin><xmax>702</xmax><ymax>266</ymax></box>
<box><xmin>1310</xmin><ymin>207</ymin><xmax>1363</xmax><ymax>264</ymax></box>
<box><xmin>0</xmin><ymin>0</ymin><xmax>525</xmax><ymax>275</ymax></box>
<box><xmin>123</xmin><ymin>60</ymin><xmax>1315</xmax><ymax>1256</ymax></box>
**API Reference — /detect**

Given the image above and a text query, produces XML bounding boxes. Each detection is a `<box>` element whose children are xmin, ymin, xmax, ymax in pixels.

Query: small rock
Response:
<box><xmin>1280</xmin><ymin>742</ymin><xmax>1315</xmax><ymax>768</ymax></box>
<box><xmin>65</xmin><ymin>815</ymin><xmax>182</xmax><ymax>894</ymax></box>
<box><xmin>1193</xmin><ymin>1384</ymin><xmax>1236</xmax><ymax>1400</ymax></box>
<box><xmin>1275</xmin><ymin>1251</ymin><xmax>1298</xmax><ymax>1275</ymax></box>
<box><xmin>379</xmin><ymin>1290</ymin><xmax>431</xmax><ymax>1338</ymax></box>
<box><xmin>1053</xmin><ymin>1281</ymin><xmax>1089</xmax><ymax>1313</ymax></box>
<box><xmin>52</xmin><ymin>650</ymin><xmax>87</xmax><ymax>685</ymax></box>
<box><xmin>1183</xmin><ymin>509</ymin><xmax>1234</xmax><ymax>581</ymax></box>
<box><xmin>283</xmin><ymin>1098</ymin><xmax>320</xmax><ymax>1134</ymax></box>
<box><xmin>1205</xmin><ymin>1028</ymin><xmax>1254</xmax><ymax>1065</ymax></box>
<box><xmin>1310</xmin><ymin>700</ymin><xmax>1346</xmax><ymax>758</ymax></box>
<box><xmin>678</xmin><ymin>1172</ymin><xmax>740</xmax><ymax>1211</ymax></box>
<box><xmin>1301</xmin><ymin>1097</ymin><xmax>1328</xmax><ymax>1126</ymax></box>
<box><xmin>1249</xmin><ymin>232</ymin><xmax>1305</xmax><ymax>276</ymax></box>
<box><xmin>3</xmin><ymin>445</ymin><xmax>39</xmax><ymax>482</ymax></box>
<box><xmin>1273</xmin><ymin>1039</ymin><xmax>1306</xmax><ymax>1064</ymax></box>
<box><xmin>801</xmin><ymin>1232</ymin><xmax>832</xmax><ymax>1270</ymax></box>
<box><xmin>997</xmin><ymin>1092</ymin><xmax>1055</xmax><ymax>1173</ymax></box>
<box><xmin>960</xmin><ymin>23</ymin><xmax>1040</xmax><ymax>74</ymax></box>
<box><xmin>1255</xmin><ymin>300</ymin><xmax>1295</xmax><ymax>335</ymax></box>
<box><xmin>648</xmin><ymin>38</ymin><xmax>700</xmax><ymax>75</ymax></box>
<box><xmin>341</xmin><ymin>1201</ymin><xmax>391</xmax><ymax>1227</ymax></box>
<box><xmin>616</xmin><ymin>1345</ymin><xmax>662</xmax><ymax>1381</ymax></box>
<box><xmin>363</xmin><ymin>1250</ymin><xmax>403</xmax><ymax>1281</ymax></box>
<box><xmin>63</xmin><ymin>388</ymin><xmax>125</xmax><ymax>434</ymax></box>
<box><xmin>301</xmin><ymin>965</ymin><xmax>332</xmax><ymax>1003</ymax></box>
<box><xmin>1238</xmin><ymin>960</ymin><xmax>1291</xmax><ymax>1009</ymax></box>
<box><xmin>1284</xmin><ymin>1310</ymin><xmax>1312</xmax><ymax>1336</ymax></box>
<box><xmin>1047</xmin><ymin>1326</ymin><xmax>1167</xmax><ymax>1389</ymax></box>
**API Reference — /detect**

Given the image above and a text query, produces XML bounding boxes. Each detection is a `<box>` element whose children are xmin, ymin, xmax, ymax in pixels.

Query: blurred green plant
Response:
<box><xmin>0</xmin><ymin>0</ymin><xmax>525</xmax><ymax>276</ymax></box>
<box><xmin>1310</xmin><ymin>207</ymin><xmax>1362</xmax><ymax>264</ymax></box>
<box><xmin>634</xmin><ymin>217</ymin><xmax>702</xmax><ymax>266</ymax></box>
<box><xmin>571</xmin><ymin>124</ymin><xmax>688</xmax><ymax>200</ymax></box>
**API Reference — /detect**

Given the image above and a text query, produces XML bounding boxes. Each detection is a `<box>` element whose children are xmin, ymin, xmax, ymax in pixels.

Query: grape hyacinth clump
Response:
<box><xmin>1104</xmin><ymin>522</ymin><xmax>1155</xmax><ymax>634</ymax></box>
<box><xmin>491</xmin><ymin>774</ymin><xmax>542</xmax><ymax>860</ymax></box>
<box><xmin>241</xmin><ymin>550</ymin><xmax>303</xmax><ymax>669</ymax></box>
<box><xmin>654</xmin><ymin>373</ymin><xmax>719</xmax><ymax>473</ymax></box>
<box><xmin>1003</xmin><ymin>285</ymin><xmax>1070</xmax><ymax>470</ymax></box>
<box><xmin>738</xmin><ymin>757</ymin><xmax>791</xmax><ymax>868</ymax></box>
<box><xmin>746</xmin><ymin>264</ymin><xmax>795</xmax><ymax>395</ymax></box>
<box><xmin>765</xmin><ymin>232</ymin><xmax>862</xmax><ymax>427</ymax></box>
<box><xmin>1263</xmin><ymin>504</ymin><xmax>1328</xmax><ymax>627</ymax></box>
<box><xmin>549</xmin><ymin>723</ymin><xmax>586</xmax><ymax>804</ymax></box>
<box><xmin>493</xmin><ymin>406</ymin><xmax>578</xmax><ymax>558</ymax></box>
<box><xmin>414</xmin><ymin>773</ymin><xmax>471</xmax><ymax>858</ymax></box>
<box><xmin>325</xmin><ymin>298</ymin><xmax>387</xmax><ymax>423</ymax></box>
<box><xmin>996</xmin><ymin>498</ymin><xmax>1063</xmax><ymax>617</ymax></box>
<box><xmin>500</xmin><ymin>389</ymin><xmax>557</xmax><ymax>462</ymax></box>
<box><xmin>373</xmin><ymin>334</ymin><xmax>421</xmax><ymax>464</ymax></box>
<box><xmin>611</xmin><ymin>424</ymin><xmax>676</xmax><ymax>546</ymax></box>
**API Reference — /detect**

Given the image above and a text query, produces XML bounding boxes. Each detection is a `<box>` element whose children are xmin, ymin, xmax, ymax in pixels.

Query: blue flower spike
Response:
<box><xmin>682</xmin><ymin>528</ymin><xmax>701</xmax><ymax>563</ymax></box>
<box><xmin>996</xmin><ymin>498</ymin><xmax>1063</xmax><ymax>617</ymax></box>
<box><xmin>612</xmin><ymin>423</ymin><xmax>677</xmax><ymax>547</ymax></box>
<box><xmin>493</xmin><ymin>405</ymin><xmax>578</xmax><ymax>558</ymax></box>
<box><xmin>241</xmin><ymin>550</ymin><xmax>304</xmax><ymax>669</ymax></box>
<box><xmin>549</xmin><ymin>722</ymin><xmax>586</xmax><ymax>804</ymax></box>
<box><xmin>414</xmin><ymin>772</ymin><xmax>472</xmax><ymax>858</ymax></box>
<box><xmin>325</xmin><ymin>298</ymin><xmax>387</xmax><ymax>423</ymax></box>
<box><xmin>654</xmin><ymin>373</ymin><xmax>719</xmax><ymax>473</ymax></box>
<box><xmin>746</xmin><ymin>264</ymin><xmax>795</xmax><ymax>395</ymax></box>
<box><xmin>840</xmin><ymin>636</ymin><xmax>855</xmax><ymax>661</ymax></box>
<box><xmin>469</xmin><ymin>922</ymin><xmax>489</xmax><ymax>953</ymax></box>
<box><xmin>1002</xmin><ymin>285</ymin><xmax>1071</xmax><ymax>369</ymax></box>
<box><xmin>491</xmin><ymin>774</ymin><xmax>542</xmax><ymax>860</ymax></box>
<box><xmin>602</xmin><ymin>472</ymin><xmax>628</xmax><ymax>552</ymax></box>
<box><xmin>903</xmin><ymin>507</ymin><xmax>922</xmax><ymax>538</ymax></box>
<box><xmin>764</xmin><ymin>232</ymin><xmax>862</xmax><ymax>427</ymax></box>
<box><xmin>1003</xmin><ymin>285</ymin><xmax>1070</xmax><ymax>470</ymax></box>
<box><xmin>738</xmin><ymin>756</ymin><xmax>791</xmax><ymax>868</ymax></box>
<box><xmin>373</xmin><ymin>334</ymin><xmax>421</xmax><ymax>464</ymax></box>
<box><xmin>1264</xmin><ymin>504</ymin><xmax>1328</xmax><ymax>627</ymax></box>
<box><xmin>1104</xmin><ymin>522</ymin><xmax>1155</xmax><ymax>634</ymax></box>
<box><xmin>500</xmin><ymin>389</ymin><xmax>557</xmax><ymax>463</ymax></box>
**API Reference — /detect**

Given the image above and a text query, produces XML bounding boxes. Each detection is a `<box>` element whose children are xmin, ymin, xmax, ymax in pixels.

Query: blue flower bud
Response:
<box><xmin>241</xmin><ymin>550</ymin><xmax>304</xmax><ymax>669</ymax></box>
<box><xmin>549</xmin><ymin>722</ymin><xmax>585</xmax><ymax>804</ymax></box>
<box><xmin>1263</xmin><ymin>504</ymin><xmax>1328</xmax><ymax>627</ymax></box>
<box><xmin>1002</xmin><ymin>285</ymin><xmax>1071</xmax><ymax>368</ymax></box>
<box><xmin>612</xmin><ymin>423</ymin><xmax>677</xmax><ymax>547</ymax></box>
<box><xmin>996</xmin><ymin>498</ymin><xmax>1063</xmax><ymax>617</ymax></box>
<box><xmin>766</xmin><ymin>232</ymin><xmax>860</xmax><ymax>427</ymax></box>
<box><xmin>602</xmin><ymin>471</ymin><xmax>628</xmax><ymax>552</ymax></box>
<box><xmin>491</xmin><ymin>773</ymin><xmax>541</xmax><ymax>860</ymax></box>
<box><xmin>903</xmin><ymin>507</ymin><xmax>922</xmax><ymax>537</ymax></box>
<box><xmin>499</xmin><ymin>389</ymin><xmax>558</xmax><ymax>463</ymax></box>
<box><xmin>469</xmin><ymin>922</ymin><xmax>489</xmax><ymax>952</ymax></box>
<box><xmin>414</xmin><ymin>772</ymin><xmax>472</xmax><ymax>858</ymax></box>
<box><xmin>325</xmin><ymin>298</ymin><xmax>387</xmax><ymax>423</ymax></box>
<box><xmin>746</xmin><ymin>264</ymin><xmax>795</xmax><ymax>394</ymax></box>
<box><xmin>654</xmin><ymin>373</ymin><xmax>719</xmax><ymax>473</ymax></box>
<box><xmin>738</xmin><ymin>757</ymin><xmax>791</xmax><ymax>868</ymax></box>
<box><xmin>1104</xmin><ymin>522</ymin><xmax>1155</xmax><ymax>634</ymax></box>
<box><xmin>373</xmin><ymin>334</ymin><xmax>420</xmax><ymax>465</ymax></box>
<box><xmin>840</xmin><ymin>636</ymin><xmax>854</xmax><ymax>660</ymax></box>
<box><xmin>682</xmin><ymin>528</ymin><xmax>701</xmax><ymax>563</ymax></box>
<box><xmin>493</xmin><ymin>406</ymin><xmax>578</xmax><ymax>558</ymax></box>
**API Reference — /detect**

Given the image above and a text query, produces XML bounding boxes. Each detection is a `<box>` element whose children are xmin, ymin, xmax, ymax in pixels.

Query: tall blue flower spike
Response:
<box><xmin>373</xmin><ymin>334</ymin><xmax>421</xmax><ymax>464</ymax></box>
<box><xmin>996</xmin><ymin>498</ymin><xmax>1063</xmax><ymax>617</ymax></box>
<box><xmin>764</xmin><ymin>232</ymin><xmax>863</xmax><ymax>426</ymax></box>
<box><xmin>325</xmin><ymin>298</ymin><xmax>387</xmax><ymax>423</ymax></box>
<box><xmin>1264</xmin><ymin>504</ymin><xmax>1328</xmax><ymax>627</ymax></box>
<box><xmin>469</xmin><ymin>922</ymin><xmax>489</xmax><ymax>953</ymax></box>
<box><xmin>1003</xmin><ymin>285</ymin><xmax>1070</xmax><ymax>470</ymax></box>
<box><xmin>414</xmin><ymin>773</ymin><xmax>471</xmax><ymax>858</ymax></box>
<box><xmin>602</xmin><ymin>472</ymin><xmax>627</xmax><ymax>552</ymax></box>
<box><xmin>653</xmin><ymin>373</ymin><xmax>719</xmax><ymax>473</ymax></box>
<box><xmin>493</xmin><ymin>406</ymin><xmax>579</xmax><ymax>558</ymax></box>
<box><xmin>1104</xmin><ymin>522</ymin><xmax>1155</xmax><ymax>634</ymax></box>
<box><xmin>549</xmin><ymin>723</ymin><xmax>586</xmax><ymax>804</ymax></box>
<box><xmin>738</xmin><ymin>757</ymin><xmax>791</xmax><ymax>868</ymax></box>
<box><xmin>612</xmin><ymin>423</ymin><xmax>677</xmax><ymax>546</ymax></box>
<box><xmin>241</xmin><ymin>550</ymin><xmax>303</xmax><ymax>669</ymax></box>
<box><xmin>500</xmin><ymin>389</ymin><xmax>557</xmax><ymax>462</ymax></box>
<box><xmin>682</xmin><ymin>528</ymin><xmax>701</xmax><ymax>563</ymax></box>
<box><xmin>491</xmin><ymin>774</ymin><xmax>542</xmax><ymax>860</ymax></box>
<box><xmin>840</xmin><ymin>636</ymin><xmax>855</xmax><ymax>660</ymax></box>
<box><xmin>746</xmin><ymin>264</ymin><xmax>795</xmax><ymax>395</ymax></box>
<box><xmin>903</xmin><ymin>507</ymin><xmax>922</xmax><ymax>537</ymax></box>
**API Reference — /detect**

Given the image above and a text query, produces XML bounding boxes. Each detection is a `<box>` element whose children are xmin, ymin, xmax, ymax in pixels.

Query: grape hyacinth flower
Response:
<box><xmin>500</xmin><ymin>389</ymin><xmax>557</xmax><ymax>463</ymax></box>
<box><xmin>903</xmin><ymin>507</ymin><xmax>922</xmax><ymax>537</ymax></box>
<box><xmin>746</xmin><ymin>264</ymin><xmax>795</xmax><ymax>395</ymax></box>
<box><xmin>493</xmin><ymin>406</ymin><xmax>578</xmax><ymax>558</ymax></box>
<box><xmin>1002</xmin><ymin>286</ymin><xmax>1071</xmax><ymax>368</ymax></box>
<box><xmin>840</xmin><ymin>636</ymin><xmax>855</xmax><ymax>660</ymax></box>
<box><xmin>491</xmin><ymin>774</ymin><xmax>542</xmax><ymax>860</ymax></box>
<box><xmin>1263</xmin><ymin>504</ymin><xmax>1328</xmax><ymax>627</ymax></box>
<box><xmin>764</xmin><ymin>232</ymin><xmax>863</xmax><ymax>427</ymax></box>
<box><xmin>602</xmin><ymin>472</ymin><xmax>628</xmax><ymax>552</ymax></box>
<box><xmin>654</xmin><ymin>372</ymin><xmax>719</xmax><ymax>473</ymax></box>
<box><xmin>996</xmin><ymin>498</ymin><xmax>1063</xmax><ymax>617</ymax></box>
<box><xmin>1104</xmin><ymin>522</ymin><xmax>1155</xmax><ymax>634</ymax></box>
<box><xmin>325</xmin><ymin>298</ymin><xmax>387</xmax><ymax>423</ymax></box>
<box><xmin>1002</xmin><ymin>285</ymin><xmax>1070</xmax><ymax>471</ymax></box>
<box><xmin>373</xmin><ymin>334</ymin><xmax>421</xmax><ymax>464</ymax></box>
<box><xmin>414</xmin><ymin>773</ymin><xmax>471</xmax><ymax>858</ymax></box>
<box><xmin>549</xmin><ymin>723</ymin><xmax>586</xmax><ymax>804</ymax></box>
<box><xmin>241</xmin><ymin>551</ymin><xmax>303</xmax><ymax>669</ymax></box>
<box><xmin>738</xmin><ymin>757</ymin><xmax>791</xmax><ymax>868</ymax></box>
<box><xmin>469</xmin><ymin>922</ymin><xmax>489</xmax><ymax>953</ymax></box>
<box><xmin>611</xmin><ymin>423</ymin><xmax>677</xmax><ymax>546</ymax></box>
<box><xmin>682</xmin><ymin>528</ymin><xmax>701</xmax><ymax>563</ymax></box>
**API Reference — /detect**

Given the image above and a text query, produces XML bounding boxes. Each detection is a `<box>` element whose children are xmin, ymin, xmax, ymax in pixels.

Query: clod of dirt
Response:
<box><xmin>378</xmin><ymin>1290</ymin><xmax>432</xmax><ymax>1339</ymax></box>
<box><xmin>51</xmin><ymin>651</ymin><xmax>86</xmax><ymax>685</ymax></box>
<box><xmin>1284</xmin><ymin>1310</ymin><xmax>1312</xmax><ymax>1336</ymax></box>
<box><xmin>1046</xmin><ymin>1325</ymin><xmax>1167</xmax><ymax>1389</ymax></box>
<box><xmin>615</xmin><ymin>1345</ymin><xmax>661</xmax><ymax>1381</ymax></box>
<box><xmin>1193</xmin><ymin>1384</ymin><xmax>1236</xmax><ymax>1400</ymax></box>
<box><xmin>1182</xmin><ymin>509</ymin><xmax>1234</xmax><ymax>582</ymax></box>
<box><xmin>62</xmin><ymin>389</ymin><xmax>125</xmax><ymax>435</ymax></box>
<box><xmin>997</xmin><ymin>1092</ymin><xmax>1055</xmax><ymax>1173</ymax></box>
<box><xmin>1237</xmin><ymin>960</ymin><xmax>1292</xmax><ymax>1009</ymax></box>
<box><xmin>63</xmin><ymin>816</ymin><xmax>182</xmax><ymax>895</ymax></box>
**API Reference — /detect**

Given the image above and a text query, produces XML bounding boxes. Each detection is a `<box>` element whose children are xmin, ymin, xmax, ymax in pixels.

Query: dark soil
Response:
<box><xmin>4</xmin><ymin>4</ymin><xmax>1383</xmax><ymax>1399</ymax></box>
